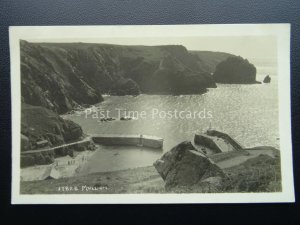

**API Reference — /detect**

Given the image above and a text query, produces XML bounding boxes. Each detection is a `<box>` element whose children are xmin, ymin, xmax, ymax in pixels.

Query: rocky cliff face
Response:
<box><xmin>190</xmin><ymin>51</ymin><xmax>235</xmax><ymax>73</ymax></box>
<box><xmin>21</xmin><ymin>41</ymin><xmax>233</xmax><ymax>113</ymax></box>
<box><xmin>21</xmin><ymin>103</ymin><xmax>83</xmax><ymax>151</ymax></box>
<box><xmin>213</xmin><ymin>56</ymin><xmax>258</xmax><ymax>84</ymax></box>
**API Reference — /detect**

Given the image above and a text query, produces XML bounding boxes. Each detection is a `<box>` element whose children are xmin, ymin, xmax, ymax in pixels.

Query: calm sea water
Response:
<box><xmin>64</xmin><ymin>64</ymin><xmax>279</xmax><ymax>174</ymax></box>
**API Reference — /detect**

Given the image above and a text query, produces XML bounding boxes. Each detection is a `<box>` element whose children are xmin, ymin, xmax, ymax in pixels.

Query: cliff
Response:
<box><xmin>190</xmin><ymin>51</ymin><xmax>235</xmax><ymax>73</ymax></box>
<box><xmin>21</xmin><ymin>41</ymin><xmax>234</xmax><ymax>113</ymax></box>
<box><xmin>213</xmin><ymin>56</ymin><xmax>258</xmax><ymax>84</ymax></box>
<box><xmin>21</xmin><ymin>103</ymin><xmax>83</xmax><ymax>151</ymax></box>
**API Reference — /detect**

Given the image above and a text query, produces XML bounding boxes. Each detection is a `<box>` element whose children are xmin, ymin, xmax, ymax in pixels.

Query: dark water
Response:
<box><xmin>64</xmin><ymin>70</ymin><xmax>279</xmax><ymax>173</ymax></box>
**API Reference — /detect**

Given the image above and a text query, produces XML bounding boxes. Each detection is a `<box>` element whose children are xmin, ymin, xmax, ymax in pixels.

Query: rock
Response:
<box><xmin>213</xmin><ymin>56</ymin><xmax>258</xmax><ymax>84</ymax></box>
<box><xmin>153</xmin><ymin>141</ymin><xmax>226</xmax><ymax>191</ymax></box>
<box><xmin>21</xmin><ymin>134</ymin><xmax>30</xmax><ymax>151</ymax></box>
<box><xmin>21</xmin><ymin>155</ymin><xmax>35</xmax><ymax>168</ymax></box>
<box><xmin>171</xmin><ymin>176</ymin><xmax>225</xmax><ymax>193</ymax></box>
<box><xmin>87</xmin><ymin>143</ymin><xmax>97</xmax><ymax>151</ymax></box>
<box><xmin>34</xmin><ymin>153</ymin><xmax>46</xmax><ymax>165</ymax></box>
<box><xmin>22</xmin><ymin>103</ymin><xmax>83</xmax><ymax>148</ymax></box>
<box><xmin>263</xmin><ymin>75</ymin><xmax>271</xmax><ymax>83</ymax></box>
<box><xmin>196</xmin><ymin>176</ymin><xmax>225</xmax><ymax>192</ymax></box>
<box><xmin>63</xmin><ymin>119</ymin><xmax>83</xmax><ymax>142</ymax></box>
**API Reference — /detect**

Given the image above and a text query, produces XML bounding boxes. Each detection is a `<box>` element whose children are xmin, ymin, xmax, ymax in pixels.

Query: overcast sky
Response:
<box><xmin>29</xmin><ymin>36</ymin><xmax>277</xmax><ymax>60</ymax></box>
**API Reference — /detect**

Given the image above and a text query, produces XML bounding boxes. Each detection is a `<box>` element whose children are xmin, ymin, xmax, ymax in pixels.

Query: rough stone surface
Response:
<box><xmin>153</xmin><ymin>141</ymin><xmax>226</xmax><ymax>191</ymax></box>
<box><xmin>194</xmin><ymin>176</ymin><xmax>225</xmax><ymax>192</ymax></box>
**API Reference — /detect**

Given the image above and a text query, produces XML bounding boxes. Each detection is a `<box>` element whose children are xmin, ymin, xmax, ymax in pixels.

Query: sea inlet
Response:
<box><xmin>63</xmin><ymin>74</ymin><xmax>280</xmax><ymax>174</ymax></box>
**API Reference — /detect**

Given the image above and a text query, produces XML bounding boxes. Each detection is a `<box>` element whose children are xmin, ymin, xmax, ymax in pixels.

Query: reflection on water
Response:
<box><xmin>65</xmin><ymin>72</ymin><xmax>279</xmax><ymax>173</ymax></box>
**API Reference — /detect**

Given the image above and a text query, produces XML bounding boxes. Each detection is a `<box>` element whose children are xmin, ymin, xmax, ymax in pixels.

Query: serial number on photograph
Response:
<box><xmin>57</xmin><ymin>185</ymin><xmax>108</xmax><ymax>192</ymax></box>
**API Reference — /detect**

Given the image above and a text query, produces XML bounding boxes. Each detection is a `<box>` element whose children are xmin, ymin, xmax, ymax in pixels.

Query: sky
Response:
<box><xmin>28</xmin><ymin>36</ymin><xmax>277</xmax><ymax>60</ymax></box>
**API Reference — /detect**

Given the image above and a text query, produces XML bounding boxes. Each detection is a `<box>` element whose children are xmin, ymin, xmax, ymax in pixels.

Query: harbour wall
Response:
<box><xmin>92</xmin><ymin>134</ymin><xmax>163</xmax><ymax>149</ymax></box>
<box><xmin>206</xmin><ymin>130</ymin><xmax>244</xmax><ymax>150</ymax></box>
<box><xmin>21</xmin><ymin>134</ymin><xmax>163</xmax><ymax>168</ymax></box>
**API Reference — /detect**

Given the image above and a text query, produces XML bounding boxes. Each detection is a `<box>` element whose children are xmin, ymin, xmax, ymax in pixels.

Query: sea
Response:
<box><xmin>63</xmin><ymin>59</ymin><xmax>280</xmax><ymax>174</ymax></box>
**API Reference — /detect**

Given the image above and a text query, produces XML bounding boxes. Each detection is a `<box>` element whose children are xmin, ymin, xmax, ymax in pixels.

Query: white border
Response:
<box><xmin>9</xmin><ymin>24</ymin><xmax>294</xmax><ymax>204</ymax></box>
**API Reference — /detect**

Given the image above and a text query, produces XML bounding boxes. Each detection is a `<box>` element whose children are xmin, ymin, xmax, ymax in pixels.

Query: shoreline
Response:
<box><xmin>21</xmin><ymin>149</ymin><xmax>97</xmax><ymax>182</ymax></box>
<box><xmin>61</xmin><ymin>74</ymin><xmax>272</xmax><ymax>116</ymax></box>
<box><xmin>20</xmin><ymin>149</ymin><xmax>281</xmax><ymax>194</ymax></box>
<box><xmin>20</xmin><ymin>145</ymin><xmax>279</xmax><ymax>182</ymax></box>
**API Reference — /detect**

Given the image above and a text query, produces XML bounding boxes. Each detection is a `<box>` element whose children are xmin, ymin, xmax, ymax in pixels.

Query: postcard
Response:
<box><xmin>10</xmin><ymin>24</ymin><xmax>294</xmax><ymax>203</ymax></box>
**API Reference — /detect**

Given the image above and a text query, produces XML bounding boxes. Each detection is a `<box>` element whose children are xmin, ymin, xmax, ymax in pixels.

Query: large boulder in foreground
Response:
<box><xmin>213</xmin><ymin>56</ymin><xmax>258</xmax><ymax>84</ymax></box>
<box><xmin>153</xmin><ymin>141</ymin><xmax>226</xmax><ymax>192</ymax></box>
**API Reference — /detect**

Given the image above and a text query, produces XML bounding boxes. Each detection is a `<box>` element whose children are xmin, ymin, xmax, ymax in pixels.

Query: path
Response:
<box><xmin>22</xmin><ymin>137</ymin><xmax>91</xmax><ymax>154</ymax></box>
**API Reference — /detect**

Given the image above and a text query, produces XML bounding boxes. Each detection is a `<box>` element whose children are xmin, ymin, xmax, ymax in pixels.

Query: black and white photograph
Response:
<box><xmin>10</xmin><ymin>24</ymin><xmax>294</xmax><ymax>203</ymax></box>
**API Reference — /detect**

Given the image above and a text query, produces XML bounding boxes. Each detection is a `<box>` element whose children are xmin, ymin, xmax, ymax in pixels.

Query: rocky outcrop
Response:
<box><xmin>213</xmin><ymin>56</ymin><xmax>258</xmax><ymax>84</ymax></box>
<box><xmin>21</xmin><ymin>152</ymin><xmax>55</xmax><ymax>168</ymax></box>
<box><xmin>153</xmin><ymin>141</ymin><xmax>226</xmax><ymax>191</ymax></box>
<box><xmin>263</xmin><ymin>75</ymin><xmax>271</xmax><ymax>83</ymax></box>
<box><xmin>20</xmin><ymin>41</ymin><xmax>233</xmax><ymax>113</ymax></box>
<box><xmin>21</xmin><ymin>41</ymin><xmax>104</xmax><ymax>114</ymax></box>
<box><xmin>21</xmin><ymin>103</ymin><xmax>83</xmax><ymax>151</ymax></box>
